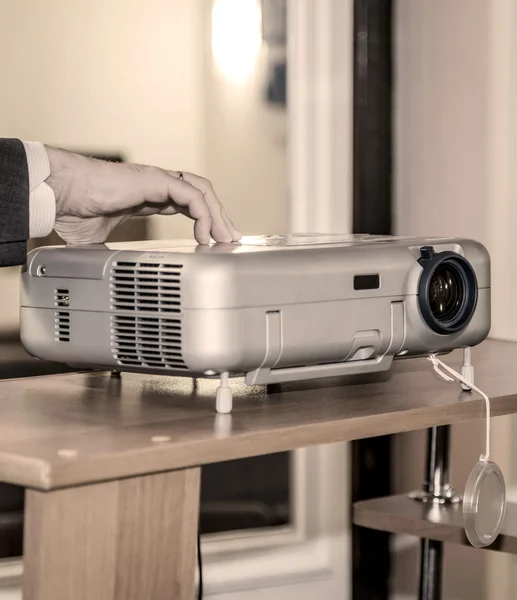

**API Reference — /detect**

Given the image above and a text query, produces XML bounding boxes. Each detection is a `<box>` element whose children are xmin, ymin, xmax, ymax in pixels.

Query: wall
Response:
<box><xmin>202</xmin><ymin>0</ymin><xmax>288</xmax><ymax>238</ymax></box>
<box><xmin>394</xmin><ymin>0</ymin><xmax>490</xmax><ymax>246</ymax></box>
<box><xmin>0</xmin><ymin>0</ymin><xmax>206</xmax><ymax>172</ymax></box>
<box><xmin>393</xmin><ymin>0</ymin><xmax>516</xmax><ymax>598</ymax></box>
<box><xmin>0</xmin><ymin>0</ymin><xmax>206</xmax><ymax>330</ymax></box>
<box><xmin>149</xmin><ymin>0</ymin><xmax>288</xmax><ymax>239</ymax></box>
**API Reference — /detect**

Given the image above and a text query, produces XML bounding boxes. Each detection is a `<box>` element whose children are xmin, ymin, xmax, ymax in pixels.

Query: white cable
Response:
<box><xmin>427</xmin><ymin>354</ymin><xmax>490</xmax><ymax>462</ymax></box>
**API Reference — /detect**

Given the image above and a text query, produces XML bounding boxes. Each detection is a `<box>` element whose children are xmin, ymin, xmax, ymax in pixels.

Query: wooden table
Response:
<box><xmin>1</xmin><ymin>339</ymin><xmax>517</xmax><ymax>599</ymax></box>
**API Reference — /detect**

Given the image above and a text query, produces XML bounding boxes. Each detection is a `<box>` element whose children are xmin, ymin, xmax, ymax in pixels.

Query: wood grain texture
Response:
<box><xmin>0</xmin><ymin>340</ymin><xmax>516</xmax><ymax>490</ymax></box>
<box><xmin>23</xmin><ymin>468</ymin><xmax>200</xmax><ymax>600</ymax></box>
<box><xmin>353</xmin><ymin>494</ymin><xmax>517</xmax><ymax>554</ymax></box>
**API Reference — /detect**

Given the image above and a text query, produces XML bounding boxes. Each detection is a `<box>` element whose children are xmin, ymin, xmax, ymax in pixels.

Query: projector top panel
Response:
<box><xmin>101</xmin><ymin>234</ymin><xmax>458</xmax><ymax>254</ymax></box>
<box><xmin>22</xmin><ymin>234</ymin><xmax>490</xmax><ymax>311</ymax></box>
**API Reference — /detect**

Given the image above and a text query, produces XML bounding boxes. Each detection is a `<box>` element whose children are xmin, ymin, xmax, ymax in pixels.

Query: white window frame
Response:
<box><xmin>201</xmin><ymin>444</ymin><xmax>350</xmax><ymax>594</ymax></box>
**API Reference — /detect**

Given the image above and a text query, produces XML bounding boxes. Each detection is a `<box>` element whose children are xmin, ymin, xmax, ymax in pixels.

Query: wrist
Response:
<box><xmin>44</xmin><ymin>145</ymin><xmax>82</xmax><ymax>214</ymax></box>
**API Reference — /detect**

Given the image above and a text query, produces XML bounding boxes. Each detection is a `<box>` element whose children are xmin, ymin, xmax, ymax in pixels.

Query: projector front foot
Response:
<box><xmin>460</xmin><ymin>347</ymin><xmax>474</xmax><ymax>391</ymax></box>
<box><xmin>216</xmin><ymin>372</ymin><xmax>233</xmax><ymax>414</ymax></box>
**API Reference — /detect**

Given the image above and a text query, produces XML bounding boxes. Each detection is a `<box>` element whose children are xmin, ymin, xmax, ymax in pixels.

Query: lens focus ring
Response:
<box><xmin>418</xmin><ymin>250</ymin><xmax>478</xmax><ymax>335</ymax></box>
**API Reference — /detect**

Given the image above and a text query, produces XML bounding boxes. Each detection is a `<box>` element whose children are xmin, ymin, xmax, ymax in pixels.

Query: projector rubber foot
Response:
<box><xmin>216</xmin><ymin>372</ymin><xmax>232</xmax><ymax>414</ymax></box>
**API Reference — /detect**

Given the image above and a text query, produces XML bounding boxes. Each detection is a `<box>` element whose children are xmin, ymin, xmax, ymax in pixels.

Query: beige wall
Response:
<box><xmin>0</xmin><ymin>0</ymin><xmax>205</xmax><ymax>329</ymax></box>
<box><xmin>0</xmin><ymin>0</ymin><xmax>206</xmax><ymax>171</ymax></box>
<box><xmin>394</xmin><ymin>1</ymin><xmax>515</xmax><ymax>598</ymax></box>
<box><xmin>394</xmin><ymin>0</ymin><xmax>490</xmax><ymax>245</ymax></box>
<box><xmin>152</xmin><ymin>0</ymin><xmax>288</xmax><ymax>238</ymax></box>
<box><xmin>203</xmin><ymin>33</ymin><xmax>288</xmax><ymax>238</ymax></box>
<box><xmin>0</xmin><ymin>0</ymin><xmax>288</xmax><ymax>330</ymax></box>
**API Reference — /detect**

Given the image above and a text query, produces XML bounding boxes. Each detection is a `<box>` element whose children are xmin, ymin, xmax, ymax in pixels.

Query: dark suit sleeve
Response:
<box><xmin>0</xmin><ymin>138</ymin><xmax>29</xmax><ymax>267</ymax></box>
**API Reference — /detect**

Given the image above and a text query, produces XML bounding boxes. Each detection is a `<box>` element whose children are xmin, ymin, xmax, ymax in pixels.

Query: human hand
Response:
<box><xmin>44</xmin><ymin>146</ymin><xmax>241</xmax><ymax>245</ymax></box>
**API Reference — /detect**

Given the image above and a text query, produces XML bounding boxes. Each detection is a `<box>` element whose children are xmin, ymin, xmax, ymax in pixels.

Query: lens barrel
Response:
<box><xmin>418</xmin><ymin>248</ymin><xmax>478</xmax><ymax>335</ymax></box>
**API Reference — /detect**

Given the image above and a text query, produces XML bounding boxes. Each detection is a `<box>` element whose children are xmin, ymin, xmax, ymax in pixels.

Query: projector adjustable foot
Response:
<box><xmin>460</xmin><ymin>347</ymin><xmax>474</xmax><ymax>391</ymax></box>
<box><xmin>216</xmin><ymin>372</ymin><xmax>232</xmax><ymax>414</ymax></box>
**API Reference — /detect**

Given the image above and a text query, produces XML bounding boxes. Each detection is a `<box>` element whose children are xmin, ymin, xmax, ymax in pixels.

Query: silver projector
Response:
<box><xmin>19</xmin><ymin>234</ymin><xmax>490</xmax><ymax>413</ymax></box>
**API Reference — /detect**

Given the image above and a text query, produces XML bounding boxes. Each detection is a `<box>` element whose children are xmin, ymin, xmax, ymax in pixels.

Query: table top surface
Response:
<box><xmin>1</xmin><ymin>339</ymin><xmax>517</xmax><ymax>490</ymax></box>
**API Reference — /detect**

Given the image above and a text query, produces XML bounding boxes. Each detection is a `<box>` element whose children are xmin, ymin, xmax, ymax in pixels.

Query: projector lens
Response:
<box><xmin>429</xmin><ymin>264</ymin><xmax>464</xmax><ymax>322</ymax></box>
<box><xmin>418</xmin><ymin>250</ymin><xmax>478</xmax><ymax>334</ymax></box>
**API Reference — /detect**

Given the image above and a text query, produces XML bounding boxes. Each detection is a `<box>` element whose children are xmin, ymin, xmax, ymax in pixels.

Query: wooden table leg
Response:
<box><xmin>22</xmin><ymin>468</ymin><xmax>201</xmax><ymax>600</ymax></box>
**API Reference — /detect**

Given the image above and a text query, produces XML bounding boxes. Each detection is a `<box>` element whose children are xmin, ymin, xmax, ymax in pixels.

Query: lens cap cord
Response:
<box><xmin>427</xmin><ymin>353</ymin><xmax>506</xmax><ymax>548</ymax></box>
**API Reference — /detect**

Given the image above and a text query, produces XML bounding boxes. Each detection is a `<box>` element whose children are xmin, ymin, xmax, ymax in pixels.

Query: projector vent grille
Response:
<box><xmin>55</xmin><ymin>289</ymin><xmax>70</xmax><ymax>308</ymax></box>
<box><xmin>110</xmin><ymin>262</ymin><xmax>182</xmax><ymax>313</ymax></box>
<box><xmin>111</xmin><ymin>315</ymin><xmax>185</xmax><ymax>370</ymax></box>
<box><xmin>55</xmin><ymin>312</ymin><xmax>70</xmax><ymax>342</ymax></box>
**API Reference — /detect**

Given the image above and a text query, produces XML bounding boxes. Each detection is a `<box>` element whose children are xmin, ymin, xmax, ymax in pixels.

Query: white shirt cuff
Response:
<box><xmin>22</xmin><ymin>141</ymin><xmax>56</xmax><ymax>238</ymax></box>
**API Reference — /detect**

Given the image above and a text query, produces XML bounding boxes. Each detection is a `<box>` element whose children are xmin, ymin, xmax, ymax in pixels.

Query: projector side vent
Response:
<box><xmin>110</xmin><ymin>262</ymin><xmax>182</xmax><ymax>313</ymax></box>
<box><xmin>111</xmin><ymin>315</ymin><xmax>186</xmax><ymax>370</ymax></box>
<box><xmin>55</xmin><ymin>312</ymin><xmax>70</xmax><ymax>342</ymax></box>
<box><xmin>55</xmin><ymin>289</ymin><xmax>70</xmax><ymax>307</ymax></box>
<box><xmin>110</xmin><ymin>261</ymin><xmax>185</xmax><ymax>370</ymax></box>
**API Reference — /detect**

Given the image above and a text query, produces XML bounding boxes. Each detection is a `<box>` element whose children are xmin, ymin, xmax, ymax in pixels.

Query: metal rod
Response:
<box><xmin>418</xmin><ymin>538</ymin><xmax>443</xmax><ymax>600</ymax></box>
<box><xmin>409</xmin><ymin>424</ymin><xmax>459</xmax><ymax>505</ymax></box>
<box><xmin>424</xmin><ymin>424</ymin><xmax>450</xmax><ymax>498</ymax></box>
<box><xmin>416</xmin><ymin>425</ymin><xmax>451</xmax><ymax>600</ymax></box>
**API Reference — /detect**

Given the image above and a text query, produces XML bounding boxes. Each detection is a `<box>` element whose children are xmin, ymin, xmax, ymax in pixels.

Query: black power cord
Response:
<box><xmin>197</xmin><ymin>529</ymin><xmax>203</xmax><ymax>599</ymax></box>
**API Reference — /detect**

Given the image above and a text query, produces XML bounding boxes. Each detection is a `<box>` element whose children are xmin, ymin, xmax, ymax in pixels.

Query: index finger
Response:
<box><xmin>119</xmin><ymin>165</ymin><xmax>215</xmax><ymax>244</ymax></box>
